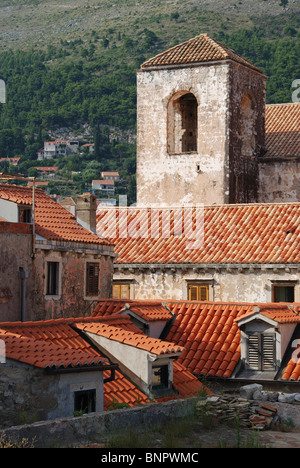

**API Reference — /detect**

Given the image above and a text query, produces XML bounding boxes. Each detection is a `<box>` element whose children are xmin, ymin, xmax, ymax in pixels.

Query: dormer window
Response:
<box><xmin>19</xmin><ymin>206</ymin><xmax>32</xmax><ymax>223</ymax></box>
<box><xmin>152</xmin><ymin>364</ymin><xmax>169</xmax><ymax>391</ymax></box>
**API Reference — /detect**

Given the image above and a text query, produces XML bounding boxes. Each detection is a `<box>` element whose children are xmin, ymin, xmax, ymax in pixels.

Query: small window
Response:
<box><xmin>152</xmin><ymin>365</ymin><xmax>169</xmax><ymax>390</ymax></box>
<box><xmin>188</xmin><ymin>284</ymin><xmax>209</xmax><ymax>301</ymax></box>
<box><xmin>86</xmin><ymin>263</ymin><xmax>99</xmax><ymax>296</ymax></box>
<box><xmin>74</xmin><ymin>389</ymin><xmax>96</xmax><ymax>415</ymax></box>
<box><xmin>273</xmin><ymin>285</ymin><xmax>295</xmax><ymax>303</ymax></box>
<box><xmin>248</xmin><ymin>333</ymin><xmax>276</xmax><ymax>371</ymax></box>
<box><xmin>47</xmin><ymin>262</ymin><xmax>59</xmax><ymax>296</ymax></box>
<box><xmin>19</xmin><ymin>207</ymin><xmax>32</xmax><ymax>223</ymax></box>
<box><xmin>112</xmin><ymin>284</ymin><xmax>130</xmax><ymax>300</ymax></box>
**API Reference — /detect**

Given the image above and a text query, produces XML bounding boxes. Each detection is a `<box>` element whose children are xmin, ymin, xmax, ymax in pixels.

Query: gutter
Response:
<box><xmin>45</xmin><ymin>363</ymin><xmax>118</xmax><ymax>376</ymax></box>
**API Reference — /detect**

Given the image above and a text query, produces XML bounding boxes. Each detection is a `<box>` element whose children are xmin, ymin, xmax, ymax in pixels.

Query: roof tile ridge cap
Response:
<box><xmin>142</xmin><ymin>33</ymin><xmax>206</xmax><ymax>66</ymax></box>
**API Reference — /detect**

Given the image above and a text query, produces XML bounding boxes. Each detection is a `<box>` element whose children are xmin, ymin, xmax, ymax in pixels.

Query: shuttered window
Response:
<box><xmin>47</xmin><ymin>262</ymin><xmax>59</xmax><ymax>296</ymax></box>
<box><xmin>86</xmin><ymin>263</ymin><xmax>99</xmax><ymax>296</ymax></box>
<box><xmin>112</xmin><ymin>284</ymin><xmax>130</xmax><ymax>299</ymax></box>
<box><xmin>188</xmin><ymin>284</ymin><xmax>209</xmax><ymax>301</ymax></box>
<box><xmin>247</xmin><ymin>333</ymin><xmax>276</xmax><ymax>371</ymax></box>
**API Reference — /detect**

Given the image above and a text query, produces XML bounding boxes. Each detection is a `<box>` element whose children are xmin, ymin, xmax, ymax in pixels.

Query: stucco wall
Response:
<box><xmin>114</xmin><ymin>265</ymin><xmax>300</xmax><ymax>303</ymax></box>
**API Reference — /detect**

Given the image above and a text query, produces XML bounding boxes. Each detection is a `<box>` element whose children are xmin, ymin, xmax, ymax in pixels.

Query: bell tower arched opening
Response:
<box><xmin>167</xmin><ymin>92</ymin><xmax>198</xmax><ymax>154</ymax></box>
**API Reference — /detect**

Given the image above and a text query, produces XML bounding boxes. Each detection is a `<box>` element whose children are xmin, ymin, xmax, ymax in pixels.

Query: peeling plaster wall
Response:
<box><xmin>259</xmin><ymin>160</ymin><xmax>300</xmax><ymax>203</ymax></box>
<box><xmin>114</xmin><ymin>266</ymin><xmax>300</xmax><ymax>303</ymax></box>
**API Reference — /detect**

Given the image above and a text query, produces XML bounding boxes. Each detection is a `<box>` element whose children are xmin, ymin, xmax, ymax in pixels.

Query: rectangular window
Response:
<box><xmin>112</xmin><ymin>284</ymin><xmax>130</xmax><ymax>300</ymax></box>
<box><xmin>47</xmin><ymin>262</ymin><xmax>59</xmax><ymax>296</ymax></box>
<box><xmin>188</xmin><ymin>284</ymin><xmax>209</xmax><ymax>301</ymax></box>
<box><xmin>273</xmin><ymin>285</ymin><xmax>295</xmax><ymax>303</ymax></box>
<box><xmin>74</xmin><ymin>389</ymin><xmax>96</xmax><ymax>415</ymax></box>
<box><xmin>86</xmin><ymin>263</ymin><xmax>99</xmax><ymax>296</ymax></box>
<box><xmin>248</xmin><ymin>333</ymin><xmax>276</xmax><ymax>371</ymax></box>
<box><xmin>152</xmin><ymin>365</ymin><xmax>169</xmax><ymax>390</ymax></box>
<box><xmin>19</xmin><ymin>207</ymin><xmax>32</xmax><ymax>223</ymax></box>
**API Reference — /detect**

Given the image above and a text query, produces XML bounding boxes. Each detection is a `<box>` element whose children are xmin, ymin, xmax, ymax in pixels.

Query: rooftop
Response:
<box><xmin>265</xmin><ymin>102</ymin><xmax>300</xmax><ymax>159</ymax></box>
<box><xmin>96</xmin><ymin>202</ymin><xmax>300</xmax><ymax>265</ymax></box>
<box><xmin>141</xmin><ymin>34</ymin><xmax>263</xmax><ymax>74</ymax></box>
<box><xmin>0</xmin><ymin>183</ymin><xmax>111</xmax><ymax>246</ymax></box>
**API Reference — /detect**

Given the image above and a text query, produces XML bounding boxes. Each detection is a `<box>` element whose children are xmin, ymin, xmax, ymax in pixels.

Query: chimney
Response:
<box><xmin>76</xmin><ymin>193</ymin><xmax>97</xmax><ymax>234</ymax></box>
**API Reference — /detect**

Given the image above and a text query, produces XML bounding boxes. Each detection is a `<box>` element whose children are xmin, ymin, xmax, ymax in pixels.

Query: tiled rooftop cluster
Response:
<box><xmin>97</xmin><ymin>202</ymin><xmax>300</xmax><ymax>265</ymax></box>
<box><xmin>93</xmin><ymin>300</ymin><xmax>300</xmax><ymax>382</ymax></box>
<box><xmin>0</xmin><ymin>184</ymin><xmax>111</xmax><ymax>246</ymax></box>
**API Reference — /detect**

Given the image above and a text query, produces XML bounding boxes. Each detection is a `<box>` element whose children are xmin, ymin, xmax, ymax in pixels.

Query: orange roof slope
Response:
<box><xmin>265</xmin><ymin>103</ymin><xmax>300</xmax><ymax>158</ymax></box>
<box><xmin>141</xmin><ymin>34</ymin><xmax>262</xmax><ymax>73</ymax></box>
<box><xmin>92</xmin><ymin>300</ymin><xmax>173</xmax><ymax>322</ymax></box>
<box><xmin>74</xmin><ymin>315</ymin><xmax>183</xmax><ymax>356</ymax></box>
<box><xmin>0</xmin><ymin>184</ymin><xmax>111</xmax><ymax>246</ymax></box>
<box><xmin>97</xmin><ymin>203</ymin><xmax>300</xmax><ymax>264</ymax></box>
<box><xmin>0</xmin><ymin>320</ymin><xmax>109</xmax><ymax>370</ymax></box>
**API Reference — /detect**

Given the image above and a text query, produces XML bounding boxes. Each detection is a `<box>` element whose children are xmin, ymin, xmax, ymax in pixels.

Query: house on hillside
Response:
<box><xmin>0</xmin><ymin>183</ymin><xmax>115</xmax><ymax>321</ymax></box>
<box><xmin>0</xmin><ymin>314</ymin><xmax>205</xmax><ymax>429</ymax></box>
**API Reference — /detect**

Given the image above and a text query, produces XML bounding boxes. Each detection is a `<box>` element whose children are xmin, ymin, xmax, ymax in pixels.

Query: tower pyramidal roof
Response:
<box><xmin>141</xmin><ymin>33</ymin><xmax>263</xmax><ymax>74</ymax></box>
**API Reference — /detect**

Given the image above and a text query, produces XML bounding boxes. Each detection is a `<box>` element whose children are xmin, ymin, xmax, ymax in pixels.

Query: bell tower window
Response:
<box><xmin>168</xmin><ymin>92</ymin><xmax>198</xmax><ymax>154</ymax></box>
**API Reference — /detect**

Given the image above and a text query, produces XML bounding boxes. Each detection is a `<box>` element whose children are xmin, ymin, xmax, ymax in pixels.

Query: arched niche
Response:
<box><xmin>167</xmin><ymin>91</ymin><xmax>198</xmax><ymax>154</ymax></box>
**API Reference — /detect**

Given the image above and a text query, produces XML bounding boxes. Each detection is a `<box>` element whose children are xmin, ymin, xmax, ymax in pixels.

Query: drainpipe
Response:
<box><xmin>19</xmin><ymin>267</ymin><xmax>27</xmax><ymax>322</ymax></box>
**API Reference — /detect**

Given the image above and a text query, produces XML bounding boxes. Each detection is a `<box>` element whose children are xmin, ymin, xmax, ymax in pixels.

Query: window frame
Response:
<box><xmin>86</xmin><ymin>262</ymin><xmax>100</xmax><ymax>297</ymax></box>
<box><xmin>272</xmin><ymin>283</ymin><xmax>295</xmax><ymax>303</ymax></box>
<box><xmin>112</xmin><ymin>283</ymin><xmax>131</xmax><ymax>300</ymax></box>
<box><xmin>187</xmin><ymin>282</ymin><xmax>210</xmax><ymax>301</ymax></box>
<box><xmin>46</xmin><ymin>261</ymin><xmax>60</xmax><ymax>297</ymax></box>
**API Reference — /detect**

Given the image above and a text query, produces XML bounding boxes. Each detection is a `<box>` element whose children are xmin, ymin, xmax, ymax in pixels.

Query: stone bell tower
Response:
<box><xmin>136</xmin><ymin>34</ymin><xmax>266</xmax><ymax>207</ymax></box>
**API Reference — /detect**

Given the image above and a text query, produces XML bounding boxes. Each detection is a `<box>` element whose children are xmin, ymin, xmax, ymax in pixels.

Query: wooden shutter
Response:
<box><xmin>248</xmin><ymin>333</ymin><xmax>276</xmax><ymax>371</ymax></box>
<box><xmin>262</xmin><ymin>334</ymin><xmax>276</xmax><ymax>371</ymax></box>
<box><xmin>248</xmin><ymin>334</ymin><xmax>260</xmax><ymax>370</ymax></box>
<box><xmin>188</xmin><ymin>285</ymin><xmax>209</xmax><ymax>301</ymax></box>
<box><xmin>86</xmin><ymin>263</ymin><xmax>99</xmax><ymax>296</ymax></box>
<box><xmin>112</xmin><ymin>284</ymin><xmax>130</xmax><ymax>299</ymax></box>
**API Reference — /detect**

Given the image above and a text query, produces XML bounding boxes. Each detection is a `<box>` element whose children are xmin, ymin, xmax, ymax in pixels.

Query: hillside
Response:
<box><xmin>0</xmin><ymin>0</ymin><xmax>299</xmax><ymax>202</ymax></box>
<box><xmin>0</xmin><ymin>0</ymin><xmax>299</xmax><ymax>52</ymax></box>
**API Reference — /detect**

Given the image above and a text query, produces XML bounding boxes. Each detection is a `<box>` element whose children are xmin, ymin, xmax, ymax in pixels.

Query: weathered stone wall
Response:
<box><xmin>114</xmin><ymin>264</ymin><xmax>300</xmax><ymax>303</ymax></box>
<box><xmin>259</xmin><ymin>159</ymin><xmax>300</xmax><ymax>203</ymax></box>
<box><xmin>228</xmin><ymin>63</ymin><xmax>266</xmax><ymax>204</ymax></box>
<box><xmin>0</xmin><ymin>223</ymin><xmax>33</xmax><ymax>322</ymax></box>
<box><xmin>136</xmin><ymin>63</ymin><xmax>230</xmax><ymax>207</ymax></box>
<box><xmin>0</xmin><ymin>397</ymin><xmax>198</xmax><ymax>448</ymax></box>
<box><xmin>0</xmin><ymin>359</ymin><xmax>104</xmax><ymax>430</ymax></box>
<box><xmin>32</xmin><ymin>242</ymin><xmax>114</xmax><ymax>320</ymax></box>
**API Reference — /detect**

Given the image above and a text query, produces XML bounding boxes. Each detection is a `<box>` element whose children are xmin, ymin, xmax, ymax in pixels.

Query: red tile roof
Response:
<box><xmin>92</xmin><ymin>300</ymin><xmax>173</xmax><ymax>322</ymax></box>
<box><xmin>93</xmin><ymin>300</ymin><xmax>300</xmax><ymax>382</ymax></box>
<box><xmin>141</xmin><ymin>34</ymin><xmax>263</xmax><ymax>74</ymax></box>
<box><xmin>265</xmin><ymin>103</ymin><xmax>300</xmax><ymax>158</ymax></box>
<box><xmin>0</xmin><ymin>320</ymin><xmax>109</xmax><ymax>370</ymax></box>
<box><xmin>0</xmin><ymin>184</ymin><xmax>111</xmax><ymax>246</ymax></box>
<box><xmin>97</xmin><ymin>203</ymin><xmax>300</xmax><ymax>264</ymax></box>
<box><xmin>75</xmin><ymin>315</ymin><xmax>183</xmax><ymax>356</ymax></box>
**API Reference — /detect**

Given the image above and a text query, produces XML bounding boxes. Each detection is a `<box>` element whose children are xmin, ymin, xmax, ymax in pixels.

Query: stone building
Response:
<box><xmin>97</xmin><ymin>34</ymin><xmax>300</xmax><ymax>303</ymax></box>
<box><xmin>0</xmin><ymin>184</ymin><xmax>115</xmax><ymax>322</ymax></box>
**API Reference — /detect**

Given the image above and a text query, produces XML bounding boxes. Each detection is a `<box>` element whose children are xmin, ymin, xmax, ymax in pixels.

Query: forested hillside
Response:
<box><xmin>0</xmin><ymin>0</ymin><xmax>299</xmax><ymax>202</ymax></box>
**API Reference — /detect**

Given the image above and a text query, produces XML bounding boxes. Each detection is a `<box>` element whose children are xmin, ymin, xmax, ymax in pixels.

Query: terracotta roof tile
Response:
<box><xmin>97</xmin><ymin>203</ymin><xmax>300</xmax><ymax>264</ymax></box>
<box><xmin>0</xmin><ymin>183</ymin><xmax>111</xmax><ymax>246</ymax></box>
<box><xmin>141</xmin><ymin>34</ymin><xmax>262</xmax><ymax>74</ymax></box>
<box><xmin>265</xmin><ymin>103</ymin><xmax>300</xmax><ymax>158</ymax></box>
<box><xmin>74</xmin><ymin>315</ymin><xmax>184</xmax><ymax>356</ymax></box>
